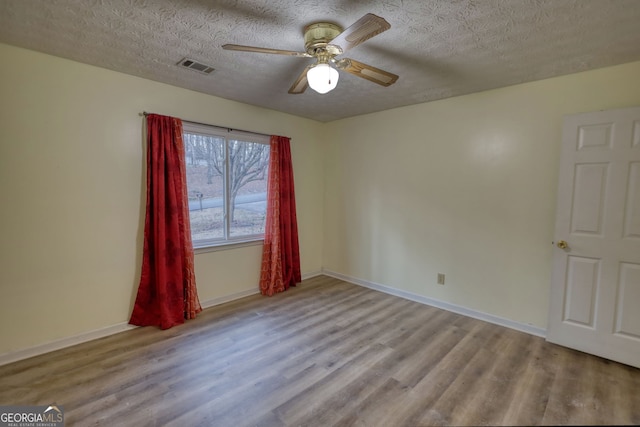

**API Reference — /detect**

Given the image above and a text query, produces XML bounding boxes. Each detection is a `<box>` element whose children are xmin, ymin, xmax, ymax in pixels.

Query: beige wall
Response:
<box><xmin>323</xmin><ymin>61</ymin><xmax>640</xmax><ymax>329</ymax></box>
<box><xmin>0</xmin><ymin>43</ymin><xmax>324</xmax><ymax>355</ymax></box>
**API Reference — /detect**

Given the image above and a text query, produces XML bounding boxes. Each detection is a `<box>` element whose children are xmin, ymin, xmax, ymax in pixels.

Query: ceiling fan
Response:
<box><xmin>222</xmin><ymin>13</ymin><xmax>399</xmax><ymax>94</ymax></box>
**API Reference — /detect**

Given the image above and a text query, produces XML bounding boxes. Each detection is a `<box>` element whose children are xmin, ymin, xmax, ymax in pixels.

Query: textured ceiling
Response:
<box><xmin>1</xmin><ymin>0</ymin><xmax>640</xmax><ymax>122</ymax></box>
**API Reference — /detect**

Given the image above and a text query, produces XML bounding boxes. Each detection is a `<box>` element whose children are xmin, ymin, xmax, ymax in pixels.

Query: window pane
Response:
<box><xmin>185</xmin><ymin>132</ymin><xmax>225</xmax><ymax>241</ymax></box>
<box><xmin>228</xmin><ymin>139</ymin><xmax>270</xmax><ymax>237</ymax></box>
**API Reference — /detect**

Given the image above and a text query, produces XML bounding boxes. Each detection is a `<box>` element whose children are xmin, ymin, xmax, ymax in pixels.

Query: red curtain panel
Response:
<box><xmin>130</xmin><ymin>114</ymin><xmax>201</xmax><ymax>329</ymax></box>
<box><xmin>260</xmin><ymin>135</ymin><xmax>301</xmax><ymax>296</ymax></box>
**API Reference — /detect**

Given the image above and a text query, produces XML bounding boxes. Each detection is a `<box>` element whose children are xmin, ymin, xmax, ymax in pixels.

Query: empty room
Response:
<box><xmin>1</xmin><ymin>1</ymin><xmax>640</xmax><ymax>426</ymax></box>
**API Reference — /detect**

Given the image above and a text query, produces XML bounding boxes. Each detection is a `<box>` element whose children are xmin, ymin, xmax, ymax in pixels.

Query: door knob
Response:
<box><xmin>556</xmin><ymin>240</ymin><xmax>568</xmax><ymax>249</ymax></box>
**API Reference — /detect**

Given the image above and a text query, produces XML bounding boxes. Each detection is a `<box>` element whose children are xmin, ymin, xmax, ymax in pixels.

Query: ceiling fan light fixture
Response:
<box><xmin>222</xmin><ymin>14</ymin><xmax>397</xmax><ymax>95</ymax></box>
<box><xmin>306</xmin><ymin>63</ymin><xmax>339</xmax><ymax>94</ymax></box>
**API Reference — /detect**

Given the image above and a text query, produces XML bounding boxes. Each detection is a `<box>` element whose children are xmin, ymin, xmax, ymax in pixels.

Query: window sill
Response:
<box><xmin>194</xmin><ymin>238</ymin><xmax>264</xmax><ymax>254</ymax></box>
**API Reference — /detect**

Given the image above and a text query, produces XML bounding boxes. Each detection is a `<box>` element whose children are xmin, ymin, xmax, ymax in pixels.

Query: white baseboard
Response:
<box><xmin>322</xmin><ymin>269</ymin><xmax>546</xmax><ymax>338</ymax></box>
<box><xmin>2</xmin><ymin>268</ymin><xmax>530</xmax><ymax>367</ymax></box>
<box><xmin>0</xmin><ymin>285</ymin><xmax>269</xmax><ymax>367</ymax></box>
<box><xmin>200</xmin><ymin>288</ymin><xmax>260</xmax><ymax>309</ymax></box>
<box><xmin>302</xmin><ymin>270</ymin><xmax>323</xmax><ymax>280</ymax></box>
<box><xmin>199</xmin><ymin>270</ymin><xmax>323</xmax><ymax>309</ymax></box>
<box><xmin>0</xmin><ymin>271</ymin><xmax>323</xmax><ymax>367</ymax></box>
<box><xmin>0</xmin><ymin>322</ymin><xmax>138</xmax><ymax>367</ymax></box>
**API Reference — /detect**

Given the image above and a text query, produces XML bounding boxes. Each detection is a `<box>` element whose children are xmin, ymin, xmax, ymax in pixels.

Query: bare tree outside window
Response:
<box><xmin>184</xmin><ymin>130</ymin><xmax>270</xmax><ymax>245</ymax></box>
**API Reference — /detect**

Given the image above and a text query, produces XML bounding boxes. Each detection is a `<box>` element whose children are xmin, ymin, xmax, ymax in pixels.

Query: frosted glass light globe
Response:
<box><xmin>306</xmin><ymin>63</ymin><xmax>339</xmax><ymax>94</ymax></box>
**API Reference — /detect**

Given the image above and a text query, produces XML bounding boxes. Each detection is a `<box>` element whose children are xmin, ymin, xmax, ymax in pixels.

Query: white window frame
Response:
<box><xmin>183</xmin><ymin>122</ymin><xmax>270</xmax><ymax>251</ymax></box>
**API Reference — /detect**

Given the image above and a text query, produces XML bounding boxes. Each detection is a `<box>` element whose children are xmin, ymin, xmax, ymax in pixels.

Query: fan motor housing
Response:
<box><xmin>303</xmin><ymin>22</ymin><xmax>343</xmax><ymax>55</ymax></box>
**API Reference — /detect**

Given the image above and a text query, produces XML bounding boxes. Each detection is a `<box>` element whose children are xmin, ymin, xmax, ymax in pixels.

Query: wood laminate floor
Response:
<box><xmin>1</xmin><ymin>275</ymin><xmax>639</xmax><ymax>426</ymax></box>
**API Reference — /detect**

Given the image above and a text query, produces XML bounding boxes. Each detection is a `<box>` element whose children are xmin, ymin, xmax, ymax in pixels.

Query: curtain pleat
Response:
<box><xmin>259</xmin><ymin>135</ymin><xmax>301</xmax><ymax>296</ymax></box>
<box><xmin>130</xmin><ymin>114</ymin><xmax>201</xmax><ymax>329</ymax></box>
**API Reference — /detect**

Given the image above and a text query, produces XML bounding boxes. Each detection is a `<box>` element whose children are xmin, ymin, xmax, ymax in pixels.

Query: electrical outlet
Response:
<box><xmin>437</xmin><ymin>273</ymin><xmax>445</xmax><ymax>285</ymax></box>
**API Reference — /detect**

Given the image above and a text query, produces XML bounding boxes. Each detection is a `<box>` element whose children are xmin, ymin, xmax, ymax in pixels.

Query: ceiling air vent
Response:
<box><xmin>177</xmin><ymin>58</ymin><xmax>215</xmax><ymax>75</ymax></box>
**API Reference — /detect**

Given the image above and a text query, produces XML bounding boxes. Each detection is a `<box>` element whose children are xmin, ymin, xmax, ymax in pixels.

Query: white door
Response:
<box><xmin>547</xmin><ymin>106</ymin><xmax>640</xmax><ymax>368</ymax></box>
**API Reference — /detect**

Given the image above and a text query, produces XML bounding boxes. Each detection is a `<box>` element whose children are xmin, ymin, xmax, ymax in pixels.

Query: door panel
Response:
<box><xmin>563</xmin><ymin>256</ymin><xmax>599</xmax><ymax>327</ymax></box>
<box><xmin>571</xmin><ymin>163</ymin><xmax>608</xmax><ymax>235</ymax></box>
<box><xmin>624</xmin><ymin>162</ymin><xmax>640</xmax><ymax>238</ymax></box>
<box><xmin>548</xmin><ymin>106</ymin><xmax>640</xmax><ymax>368</ymax></box>
<box><xmin>615</xmin><ymin>262</ymin><xmax>640</xmax><ymax>338</ymax></box>
<box><xmin>577</xmin><ymin>122</ymin><xmax>613</xmax><ymax>150</ymax></box>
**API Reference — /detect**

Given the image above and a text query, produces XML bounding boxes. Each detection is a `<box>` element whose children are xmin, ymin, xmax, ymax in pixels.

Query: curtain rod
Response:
<box><xmin>140</xmin><ymin>111</ymin><xmax>270</xmax><ymax>138</ymax></box>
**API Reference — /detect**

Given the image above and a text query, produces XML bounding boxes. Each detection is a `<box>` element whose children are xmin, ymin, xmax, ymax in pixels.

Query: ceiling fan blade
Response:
<box><xmin>222</xmin><ymin>44</ymin><xmax>311</xmax><ymax>57</ymax></box>
<box><xmin>288</xmin><ymin>65</ymin><xmax>312</xmax><ymax>94</ymax></box>
<box><xmin>335</xmin><ymin>58</ymin><xmax>398</xmax><ymax>86</ymax></box>
<box><xmin>328</xmin><ymin>13</ymin><xmax>391</xmax><ymax>53</ymax></box>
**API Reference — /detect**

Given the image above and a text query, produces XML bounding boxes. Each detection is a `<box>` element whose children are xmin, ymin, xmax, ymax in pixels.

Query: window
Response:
<box><xmin>183</xmin><ymin>122</ymin><xmax>270</xmax><ymax>248</ymax></box>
